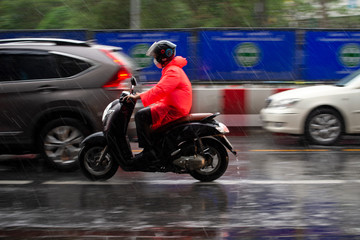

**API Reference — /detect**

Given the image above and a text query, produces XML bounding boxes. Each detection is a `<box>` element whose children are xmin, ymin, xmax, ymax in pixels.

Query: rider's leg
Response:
<box><xmin>135</xmin><ymin>107</ymin><xmax>153</xmax><ymax>149</ymax></box>
<box><xmin>133</xmin><ymin>107</ymin><xmax>157</xmax><ymax>162</ymax></box>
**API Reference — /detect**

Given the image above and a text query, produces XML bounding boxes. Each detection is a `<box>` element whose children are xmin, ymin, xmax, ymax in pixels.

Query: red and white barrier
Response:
<box><xmin>142</xmin><ymin>84</ymin><xmax>295</xmax><ymax>127</ymax></box>
<box><xmin>191</xmin><ymin>86</ymin><xmax>294</xmax><ymax>127</ymax></box>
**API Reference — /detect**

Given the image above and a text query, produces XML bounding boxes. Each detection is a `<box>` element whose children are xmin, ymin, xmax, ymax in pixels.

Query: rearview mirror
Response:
<box><xmin>131</xmin><ymin>76</ymin><xmax>137</xmax><ymax>87</ymax></box>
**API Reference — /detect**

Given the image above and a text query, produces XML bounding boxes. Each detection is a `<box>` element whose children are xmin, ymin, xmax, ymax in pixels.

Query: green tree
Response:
<box><xmin>140</xmin><ymin>0</ymin><xmax>188</xmax><ymax>28</ymax></box>
<box><xmin>283</xmin><ymin>0</ymin><xmax>350</xmax><ymax>28</ymax></box>
<box><xmin>0</xmin><ymin>0</ymin><xmax>59</xmax><ymax>29</ymax></box>
<box><xmin>141</xmin><ymin>0</ymin><xmax>258</xmax><ymax>28</ymax></box>
<box><xmin>0</xmin><ymin>0</ymin><xmax>357</xmax><ymax>30</ymax></box>
<box><xmin>38</xmin><ymin>6</ymin><xmax>73</xmax><ymax>29</ymax></box>
<box><xmin>0</xmin><ymin>0</ymin><xmax>131</xmax><ymax>29</ymax></box>
<box><xmin>38</xmin><ymin>0</ymin><xmax>98</xmax><ymax>29</ymax></box>
<box><xmin>92</xmin><ymin>0</ymin><xmax>130</xmax><ymax>29</ymax></box>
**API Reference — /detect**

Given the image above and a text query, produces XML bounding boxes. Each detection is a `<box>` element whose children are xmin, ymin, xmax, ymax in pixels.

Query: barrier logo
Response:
<box><xmin>339</xmin><ymin>43</ymin><xmax>360</xmax><ymax>68</ymax></box>
<box><xmin>234</xmin><ymin>42</ymin><xmax>261</xmax><ymax>67</ymax></box>
<box><xmin>130</xmin><ymin>43</ymin><xmax>152</xmax><ymax>68</ymax></box>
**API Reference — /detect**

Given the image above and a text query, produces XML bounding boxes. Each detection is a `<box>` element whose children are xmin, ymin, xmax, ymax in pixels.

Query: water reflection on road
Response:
<box><xmin>1</xmin><ymin>133</ymin><xmax>360</xmax><ymax>239</ymax></box>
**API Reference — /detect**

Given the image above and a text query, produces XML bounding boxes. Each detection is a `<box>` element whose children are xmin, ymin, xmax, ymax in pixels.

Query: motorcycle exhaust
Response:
<box><xmin>173</xmin><ymin>155</ymin><xmax>206</xmax><ymax>170</ymax></box>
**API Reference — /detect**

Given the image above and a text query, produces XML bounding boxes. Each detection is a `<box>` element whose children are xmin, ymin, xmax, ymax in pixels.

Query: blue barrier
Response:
<box><xmin>197</xmin><ymin>30</ymin><xmax>297</xmax><ymax>81</ymax></box>
<box><xmin>1</xmin><ymin>29</ymin><xmax>360</xmax><ymax>82</ymax></box>
<box><xmin>303</xmin><ymin>30</ymin><xmax>360</xmax><ymax>80</ymax></box>
<box><xmin>95</xmin><ymin>30</ymin><xmax>194</xmax><ymax>81</ymax></box>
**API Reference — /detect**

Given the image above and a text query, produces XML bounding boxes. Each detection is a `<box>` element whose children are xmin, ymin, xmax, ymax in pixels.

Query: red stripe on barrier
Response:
<box><xmin>223</xmin><ymin>89</ymin><xmax>246</xmax><ymax>114</ymax></box>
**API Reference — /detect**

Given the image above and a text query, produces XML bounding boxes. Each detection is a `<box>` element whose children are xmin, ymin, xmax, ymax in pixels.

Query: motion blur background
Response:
<box><xmin>2</xmin><ymin>0</ymin><xmax>360</xmax><ymax>83</ymax></box>
<box><xmin>2</xmin><ymin>1</ymin><xmax>360</xmax><ymax>126</ymax></box>
<box><xmin>1</xmin><ymin>0</ymin><xmax>360</xmax><ymax>30</ymax></box>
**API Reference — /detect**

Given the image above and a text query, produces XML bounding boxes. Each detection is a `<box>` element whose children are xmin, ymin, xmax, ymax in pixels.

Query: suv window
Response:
<box><xmin>54</xmin><ymin>54</ymin><xmax>93</xmax><ymax>78</ymax></box>
<box><xmin>0</xmin><ymin>50</ymin><xmax>92</xmax><ymax>82</ymax></box>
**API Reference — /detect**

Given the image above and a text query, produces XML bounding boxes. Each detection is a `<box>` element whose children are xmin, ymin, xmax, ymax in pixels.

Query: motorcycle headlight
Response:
<box><xmin>102</xmin><ymin>102</ymin><xmax>115</xmax><ymax>122</ymax></box>
<box><xmin>216</xmin><ymin>122</ymin><xmax>229</xmax><ymax>134</ymax></box>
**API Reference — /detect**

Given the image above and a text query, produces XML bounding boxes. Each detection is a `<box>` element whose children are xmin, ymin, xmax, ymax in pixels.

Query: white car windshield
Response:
<box><xmin>336</xmin><ymin>69</ymin><xmax>360</xmax><ymax>87</ymax></box>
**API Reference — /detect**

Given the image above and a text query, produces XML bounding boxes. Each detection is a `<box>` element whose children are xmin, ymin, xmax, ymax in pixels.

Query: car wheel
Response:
<box><xmin>305</xmin><ymin>108</ymin><xmax>343</xmax><ymax>145</ymax></box>
<box><xmin>39</xmin><ymin>118</ymin><xmax>90</xmax><ymax>171</ymax></box>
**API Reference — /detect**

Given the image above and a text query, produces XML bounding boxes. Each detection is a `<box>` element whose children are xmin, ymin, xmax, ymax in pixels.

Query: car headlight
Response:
<box><xmin>270</xmin><ymin>98</ymin><xmax>300</xmax><ymax>109</ymax></box>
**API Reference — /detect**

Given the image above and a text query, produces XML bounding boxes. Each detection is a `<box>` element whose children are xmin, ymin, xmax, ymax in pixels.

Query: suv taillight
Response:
<box><xmin>101</xmin><ymin>49</ymin><xmax>132</xmax><ymax>89</ymax></box>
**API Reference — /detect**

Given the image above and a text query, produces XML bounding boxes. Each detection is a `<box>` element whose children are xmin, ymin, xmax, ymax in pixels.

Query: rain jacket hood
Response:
<box><xmin>140</xmin><ymin>56</ymin><xmax>192</xmax><ymax>129</ymax></box>
<box><xmin>163</xmin><ymin>55</ymin><xmax>187</xmax><ymax>69</ymax></box>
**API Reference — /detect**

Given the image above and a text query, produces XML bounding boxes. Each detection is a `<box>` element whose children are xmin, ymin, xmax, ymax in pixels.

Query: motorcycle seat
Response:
<box><xmin>154</xmin><ymin>113</ymin><xmax>214</xmax><ymax>133</ymax></box>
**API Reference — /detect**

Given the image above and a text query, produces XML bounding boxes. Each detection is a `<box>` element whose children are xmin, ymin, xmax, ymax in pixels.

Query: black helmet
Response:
<box><xmin>146</xmin><ymin>40</ymin><xmax>177</xmax><ymax>67</ymax></box>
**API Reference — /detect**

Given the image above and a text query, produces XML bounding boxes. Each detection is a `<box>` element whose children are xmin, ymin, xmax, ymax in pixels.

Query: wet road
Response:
<box><xmin>1</xmin><ymin>129</ymin><xmax>360</xmax><ymax>239</ymax></box>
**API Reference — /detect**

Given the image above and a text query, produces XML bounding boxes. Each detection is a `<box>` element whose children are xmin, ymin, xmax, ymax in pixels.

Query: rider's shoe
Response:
<box><xmin>130</xmin><ymin>149</ymin><xmax>159</xmax><ymax>168</ymax></box>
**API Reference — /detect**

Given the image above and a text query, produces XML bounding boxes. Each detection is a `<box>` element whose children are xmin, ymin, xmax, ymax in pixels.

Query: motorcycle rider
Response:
<box><xmin>124</xmin><ymin>40</ymin><xmax>193</xmax><ymax>163</ymax></box>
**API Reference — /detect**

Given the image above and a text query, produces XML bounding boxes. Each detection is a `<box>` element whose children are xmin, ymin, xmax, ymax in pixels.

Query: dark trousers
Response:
<box><xmin>135</xmin><ymin>107</ymin><xmax>153</xmax><ymax>149</ymax></box>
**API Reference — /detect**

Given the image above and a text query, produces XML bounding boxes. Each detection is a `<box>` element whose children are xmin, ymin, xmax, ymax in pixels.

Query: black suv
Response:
<box><xmin>0</xmin><ymin>38</ymin><xmax>137</xmax><ymax>170</ymax></box>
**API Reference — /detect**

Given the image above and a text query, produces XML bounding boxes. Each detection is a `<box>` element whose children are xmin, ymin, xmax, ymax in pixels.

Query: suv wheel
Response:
<box><xmin>39</xmin><ymin>118</ymin><xmax>90</xmax><ymax>171</ymax></box>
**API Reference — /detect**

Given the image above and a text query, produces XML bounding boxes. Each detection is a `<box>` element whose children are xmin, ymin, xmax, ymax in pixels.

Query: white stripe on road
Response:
<box><xmin>2</xmin><ymin>179</ymin><xmax>360</xmax><ymax>185</ymax></box>
<box><xmin>43</xmin><ymin>180</ymin><xmax>128</xmax><ymax>185</ymax></box>
<box><xmin>143</xmin><ymin>179</ymin><xmax>360</xmax><ymax>185</ymax></box>
<box><xmin>218</xmin><ymin>179</ymin><xmax>357</xmax><ymax>185</ymax></box>
<box><xmin>42</xmin><ymin>179</ymin><xmax>360</xmax><ymax>185</ymax></box>
<box><xmin>0</xmin><ymin>180</ymin><xmax>33</xmax><ymax>184</ymax></box>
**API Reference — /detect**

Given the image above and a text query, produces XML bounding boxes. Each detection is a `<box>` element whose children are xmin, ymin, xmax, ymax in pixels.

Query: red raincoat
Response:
<box><xmin>140</xmin><ymin>56</ymin><xmax>192</xmax><ymax>130</ymax></box>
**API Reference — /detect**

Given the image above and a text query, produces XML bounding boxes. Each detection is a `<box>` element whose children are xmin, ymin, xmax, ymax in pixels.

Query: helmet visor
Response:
<box><xmin>146</xmin><ymin>41</ymin><xmax>158</xmax><ymax>57</ymax></box>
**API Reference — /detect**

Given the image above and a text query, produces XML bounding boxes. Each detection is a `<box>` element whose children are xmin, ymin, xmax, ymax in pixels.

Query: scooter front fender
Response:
<box><xmin>80</xmin><ymin>132</ymin><xmax>106</xmax><ymax>147</ymax></box>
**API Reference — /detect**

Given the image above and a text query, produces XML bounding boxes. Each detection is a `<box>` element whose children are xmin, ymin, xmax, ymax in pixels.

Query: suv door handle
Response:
<box><xmin>37</xmin><ymin>85</ymin><xmax>58</xmax><ymax>92</ymax></box>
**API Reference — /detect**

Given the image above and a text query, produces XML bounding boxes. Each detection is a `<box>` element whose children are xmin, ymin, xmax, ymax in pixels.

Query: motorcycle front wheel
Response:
<box><xmin>187</xmin><ymin>138</ymin><xmax>229</xmax><ymax>182</ymax></box>
<box><xmin>78</xmin><ymin>143</ymin><xmax>119</xmax><ymax>181</ymax></box>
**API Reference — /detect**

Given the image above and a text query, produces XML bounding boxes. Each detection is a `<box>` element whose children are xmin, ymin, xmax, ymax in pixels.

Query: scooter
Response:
<box><xmin>78</xmin><ymin>77</ymin><xmax>236</xmax><ymax>182</ymax></box>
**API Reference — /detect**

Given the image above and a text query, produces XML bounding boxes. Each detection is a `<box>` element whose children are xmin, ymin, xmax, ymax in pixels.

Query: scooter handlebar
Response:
<box><xmin>130</xmin><ymin>76</ymin><xmax>137</xmax><ymax>94</ymax></box>
<box><xmin>119</xmin><ymin>91</ymin><xmax>136</xmax><ymax>104</ymax></box>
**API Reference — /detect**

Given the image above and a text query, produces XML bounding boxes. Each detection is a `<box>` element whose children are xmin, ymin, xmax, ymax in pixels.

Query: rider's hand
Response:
<box><xmin>123</xmin><ymin>93</ymin><xmax>140</xmax><ymax>103</ymax></box>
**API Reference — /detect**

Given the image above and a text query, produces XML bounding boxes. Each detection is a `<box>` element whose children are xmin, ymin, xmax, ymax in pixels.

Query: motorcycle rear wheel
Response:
<box><xmin>187</xmin><ymin>138</ymin><xmax>229</xmax><ymax>182</ymax></box>
<box><xmin>78</xmin><ymin>143</ymin><xmax>119</xmax><ymax>181</ymax></box>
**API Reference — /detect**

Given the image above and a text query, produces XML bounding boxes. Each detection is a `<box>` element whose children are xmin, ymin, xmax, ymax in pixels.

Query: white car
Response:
<box><xmin>260</xmin><ymin>70</ymin><xmax>360</xmax><ymax>145</ymax></box>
